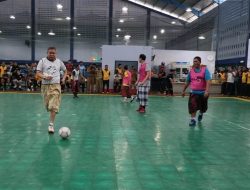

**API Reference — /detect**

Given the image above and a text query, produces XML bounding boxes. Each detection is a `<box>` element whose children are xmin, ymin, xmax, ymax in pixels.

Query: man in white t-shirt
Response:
<box><xmin>36</xmin><ymin>47</ymin><xmax>67</xmax><ymax>133</ymax></box>
<box><xmin>71</xmin><ymin>65</ymin><xmax>83</xmax><ymax>98</ymax></box>
<box><xmin>226</xmin><ymin>67</ymin><xmax>234</xmax><ymax>95</ymax></box>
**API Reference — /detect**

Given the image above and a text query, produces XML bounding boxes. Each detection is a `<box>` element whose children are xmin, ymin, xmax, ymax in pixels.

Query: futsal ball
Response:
<box><xmin>59</xmin><ymin>127</ymin><xmax>71</xmax><ymax>139</ymax></box>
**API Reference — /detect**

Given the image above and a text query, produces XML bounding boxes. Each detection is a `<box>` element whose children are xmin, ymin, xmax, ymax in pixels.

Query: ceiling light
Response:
<box><xmin>73</xmin><ymin>27</ymin><xmax>77</xmax><ymax>30</ymax></box>
<box><xmin>10</xmin><ymin>15</ymin><xmax>15</xmax><ymax>19</ymax></box>
<box><xmin>48</xmin><ymin>30</ymin><xmax>55</xmax><ymax>36</ymax></box>
<box><xmin>66</xmin><ymin>17</ymin><xmax>71</xmax><ymax>20</ymax></box>
<box><xmin>198</xmin><ymin>36</ymin><xmax>206</xmax><ymax>40</ymax></box>
<box><xmin>124</xmin><ymin>35</ymin><xmax>131</xmax><ymax>40</ymax></box>
<box><xmin>0</xmin><ymin>30</ymin><xmax>2</xmax><ymax>34</ymax></box>
<box><xmin>26</xmin><ymin>25</ymin><xmax>31</xmax><ymax>29</ymax></box>
<box><xmin>57</xmin><ymin>3</ymin><xmax>63</xmax><ymax>11</ymax></box>
<box><xmin>116</xmin><ymin>34</ymin><xmax>119</xmax><ymax>38</ymax></box>
<box><xmin>117</xmin><ymin>28</ymin><xmax>121</xmax><ymax>32</ymax></box>
<box><xmin>187</xmin><ymin>15</ymin><xmax>199</xmax><ymax>23</ymax></box>
<box><xmin>77</xmin><ymin>33</ymin><xmax>81</xmax><ymax>36</ymax></box>
<box><xmin>119</xmin><ymin>19</ymin><xmax>124</xmax><ymax>23</ymax></box>
<box><xmin>122</xmin><ymin>7</ymin><xmax>128</xmax><ymax>14</ymax></box>
<box><xmin>128</xmin><ymin>0</ymin><xmax>187</xmax><ymax>22</ymax></box>
<box><xmin>186</xmin><ymin>8</ymin><xmax>192</xmax><ymax>12</ymax></box>
<box><xmin>53</xmin><ymin>18</ymin><xmax>63</xmax><ymax>21</ymax></box>
<box><xmin>153</xmin><ymin>35</ymin><xmax>157</xmax><ymax>40</ymax></box>
<box><xmin>171</xmin><ymin>21</ymin><xmax>176</xmax><ymax>24</ymax></box>
<box><xmin>160</xmin><ymin>29</ymin><xmax>165</xmax><ymax>34</ymax></box>
<box><xmin>37</xmin><ymin>32</ymin><xmax>42</xmax><ymax>35</ymax></box>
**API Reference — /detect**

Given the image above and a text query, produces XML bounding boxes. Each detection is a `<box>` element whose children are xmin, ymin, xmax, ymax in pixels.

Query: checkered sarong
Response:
<box><xmin>137</xmin><ymin>86</ymin><xmax>150</xmax><ymax>106</ymax></box>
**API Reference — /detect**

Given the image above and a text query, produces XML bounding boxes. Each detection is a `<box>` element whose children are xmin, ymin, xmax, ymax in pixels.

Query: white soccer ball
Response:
<box><xmin>59</xmin><ymin>127</ymin><xmax>71</xmax><ymax>139</ymax></box>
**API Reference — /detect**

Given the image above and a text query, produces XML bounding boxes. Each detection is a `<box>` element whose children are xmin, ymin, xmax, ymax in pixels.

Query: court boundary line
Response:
<box><xmin>0</xmin><ymin>91</ymin><xmax>250</xmax><ymax>101</ymax></box>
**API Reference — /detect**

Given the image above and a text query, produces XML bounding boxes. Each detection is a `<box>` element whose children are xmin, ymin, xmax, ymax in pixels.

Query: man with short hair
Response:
<box><xmin>102</xmin><ymin>65</ymin><xmax>110</xmax><ymax>93</ymax></box>
<box><xmin>182</xmin><ymin>56</ymin><xmax>211</xmax><ymax>127</ymax></box>
<box><xmin>135</xmin><ymin>54</ymin><xmax>151</xmax><ymax>113</ymax></box>
<box><xmin>36</xmin><ymin>47</ymin><xmax>67</xmax><ymax>133</ymax></box>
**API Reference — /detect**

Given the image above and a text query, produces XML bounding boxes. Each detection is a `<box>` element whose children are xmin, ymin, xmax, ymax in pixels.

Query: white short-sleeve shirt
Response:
<box><xmin>72</xmin><ymin>69</ymin><xmax>80</xmax><ymax>81</ymax></box>
<box><xmin>37</xmin><ymin>57</ymin><xmax>66</xmax><ymax>84</ymax></box>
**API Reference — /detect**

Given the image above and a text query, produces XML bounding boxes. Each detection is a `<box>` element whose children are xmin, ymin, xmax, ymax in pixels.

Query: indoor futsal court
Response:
<box><xmin>1</xmin><ymin>0</ymin><xmax>250</xmax><ymax>189</ymax></box>
<box><xmin>0</xmin><ymin>93</ymin><xmax>249</xmax><ymax>189</ymax></box>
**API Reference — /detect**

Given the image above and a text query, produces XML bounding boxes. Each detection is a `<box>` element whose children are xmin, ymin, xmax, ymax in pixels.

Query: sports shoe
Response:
<box><xmin>136</xmin><ymin>106</ymin><xmax>142</xmax><ymax>112</ymax></box>
<box><xmin>139</xmin><ymin>107</ymin><xmax>145</xmax><ymax>113</ymax></box>
<box><xmin>198</xmin><ymin>113</ymin><xmax>203</xmax><ymax>122</ymax></box>
<box><xmin>122</xmin><ymin>97</ymin><xmax>128</xmax><ymax>102</ymax></box>
<box><xmin>189</xmin><ymin>119</ymin><xmax>196</xmax><ymax>127</ymax></box>
<box><xmin>130</xmin><ymin>96</ymin><xmax>136</xmax><ymax>103</ymax></box>
<box><xmin>48</xmin><ymin>123</ymin><xmax>55</xmax><ymax>134</ymax></box>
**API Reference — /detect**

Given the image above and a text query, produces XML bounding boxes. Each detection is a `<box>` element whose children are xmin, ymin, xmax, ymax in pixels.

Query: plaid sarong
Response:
<box><xmin>137</xmin><ymin>86</ymin><xmax>150</xmax><ymax>106</ymax></box>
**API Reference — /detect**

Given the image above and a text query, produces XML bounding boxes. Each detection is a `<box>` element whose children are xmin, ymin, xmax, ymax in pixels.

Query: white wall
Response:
<box><xmin>102</xmin><ymin>45</ymin><xmax>153</xmax><ymax>87</ymax></box>
<box><xmin>0</xmin><ymin>38</ymin><xmax>31</xmax><ymax>60</ymax></box>
<box><xmin>153</xmin><ymin>49</ymin><xmax>216</xmax><ymax>74</ymax></box>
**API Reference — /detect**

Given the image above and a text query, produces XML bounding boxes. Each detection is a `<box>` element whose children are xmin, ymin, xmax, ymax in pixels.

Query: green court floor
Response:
<box><xmin>0</xmin><ymin>93</ymin><xmax>250</xmax><ymax>190</ymax></box>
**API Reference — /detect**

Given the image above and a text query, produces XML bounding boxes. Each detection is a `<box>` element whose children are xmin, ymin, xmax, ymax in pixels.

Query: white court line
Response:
<box><xmin>206</xmin><ymin>113</ymin><xmax>250</xmax><ymax>131</ymax></box>
<box><xmin>224</xmin><ymin>120</ymin><xmax>250</xmax><ymax>131</ymax></box>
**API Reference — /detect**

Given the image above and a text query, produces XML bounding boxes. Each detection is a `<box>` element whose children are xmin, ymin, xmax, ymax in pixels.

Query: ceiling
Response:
<box><xmin>0</xmin><ymin>0</ymin><xmax>225</xmax><ymax>48</ymax></box>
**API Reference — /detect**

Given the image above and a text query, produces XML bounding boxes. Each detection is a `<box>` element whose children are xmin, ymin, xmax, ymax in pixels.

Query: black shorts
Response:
<box><xmin>188</xmin><ymin>93</ymin><xmax>208</xmax><ymax>114</ymax></box>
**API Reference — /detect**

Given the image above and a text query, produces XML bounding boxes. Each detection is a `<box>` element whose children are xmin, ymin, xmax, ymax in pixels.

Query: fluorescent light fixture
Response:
<box><xmin>77</xmin><ymin>33</ymin><xmax>81</xmax><ymax>36</ymax></box>
<box><xmin>122</xmin><ymin>6</ymin><xmax>128</xmax><ymax>14</ymax></box>
<box><xmin>10</xmin><ymin>15</ymin><xmax>15</xmax><ymax>19</ymax></box>
<box><xmin>187</xmin><ymin>15</ymin><xmax>199</xmax><ymax>23</ymax></box>
<box><xmin>160</xmin><ymin>29</ymin><xmax>165</xmax><ymax>34</ymax></box>
<box><xmin>26</xmin><ymin>25</ymin><xmax>31</xmax><ymax>29</ymax></box>
<box><xmin>128</xmin><ymin>0</ymin><xmax>187</xmax><ymax>22</ymax></box>
<box><xmin>116</xmin><ymin>34</ymin><xmax>119</xmax><ymax>38</ymax></box>
<box><xmin>198</xmin><ymin>36</ymin><xmax>206</xmax><ymax>40</ymax></box>
<box><xmin>186</xmin><ymin>8</ymin><xmax>192</xmax><ymax>12</ymax></box>
<box><xmin>117</xmin><ymin>28</ymin><xmax>121</xmax><ymax>32</ymax></box>
<box><xmin>48</xmin><ymin>30</ymin><xmax>55</xmax><ymax>36</ymax></box>
<box><xmin>37</xmin><ymin>32</ymin><xmax>42</xmax><ymax>35</ymax></box>
<box><xmin>202</xmin><ymin>3</ymin><xmax>218</xmax><ymax>14</ymax></box>
<box><xmin>54</xmin><ymin>18</ymin><xmax>63</xmax><ymax>21</ymax></box>
<box><xmin>66</xmin><ymin>17</ymin><xmax>71</xmax><ymax>20</ymax></box>
<box><xmin>124</xmin><ymin>35</ymin><xmax>131</xmax><ymax>40</ymax></box>
<box><xmin>215</xmin><ymin>0</ymin><xmax>228</xmax><ymax>4</ymax></box>
<box><xmin>57</xmin><ymin>3</ymin><xmax>63</xmax><ymax>11</ymax></box>
<box><xmin>171</xmin><ymin>21</ymin><xmax>176</xmax><ymax>24</ymax></box>
<box><xmin>119</xmin><ymin>19</ymin><xmax>124</xmax><ymax>23</ymax></box>
<box><xmin>153</xmin><ymin>35</ymin><xmax>157</xmax><ymax>40</ymax></box>
<box><xmin>73</xmin><ymin>27</ymin><xmax>77</xmax><ymax>30</ymax></box>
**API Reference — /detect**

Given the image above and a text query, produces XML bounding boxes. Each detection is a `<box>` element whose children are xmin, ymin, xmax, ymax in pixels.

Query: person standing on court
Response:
<box><xmin>121</xmin><ymin>65</ymin><xmax>132</xmax><ymax>102</ymax></box>
<box><xmin>102</xmin><ymin>65</ymin><xmax>110</xmax><ymax>93</ymax></box>
<box><xmin>36</xmin><ymin>47</ymin><xmax>67</xmax><ymax>133</ymax></box>
<box><xmin>72</xmin><ymin>65</ymin><xmax>83</xmax><ymax>98</ymax></box>
<box><xmin>135</xmin><ymin>54</ymin><xmax>151</xmax><ymax>113</ymax></box>
<box><xmin>182</xmin><ymin>56</ymin><xmax>211</xmax><ymax>127</ymax></box>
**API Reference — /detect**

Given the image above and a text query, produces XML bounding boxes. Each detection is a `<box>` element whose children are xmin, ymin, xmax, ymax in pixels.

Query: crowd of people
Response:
<box><xmin>0</xmin><ymin>61</ymin><xmax>138</xmax><ymax>95</ymax></box>
<box><xmin>151</xmin><ymin>62</ymin><xmax>174</xmax><ymax>96</ymax></box>
<box><xmin>1</xmin><ymin>61</ymin><xmax>250</xmax><ymax>98</ymax></box>
<box><xmin>217</xmin><ymin>66</ymin><xmax>250</xmax><ymax>97</ymax></box>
